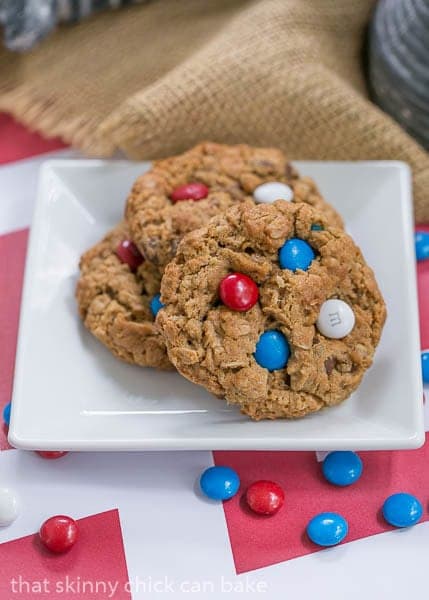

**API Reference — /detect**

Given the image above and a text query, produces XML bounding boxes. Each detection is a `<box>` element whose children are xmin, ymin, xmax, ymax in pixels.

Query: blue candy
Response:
<box><xmin>150</xmin><ymin>293</ymin><xmax>164</xmax><ymax>317</ymax></box>
<box><xmin>310</xmin><ymin>224</ymin><xmax>324</xmax><ymax>231</ymax></box>
<box><xmin>382</xmin><ymin>493</ymin><xmax>423</xmax><ymax>528</ymax></box>
<box><xmin>2</xmin><ymin>402</ymin><xmax>11</xmax><ymax>427</ymax></box>
<box><xmin>279</xmin><ymin>238</ymin><xmax>315</xmax><ymax>271</ymax></box>
<box><xmin>415</xmin><ymin>231</ymin><xmax>429</xmax><ymax>261</ymax></box>
<box><xmin>199</xmin><ymin>466</ymin><xmax>240</xmax><ymax>501</ymax></box>
<box><xmin>307</xmin><ymin>512</ymin><xmax>348</xmax><ymax>547</ymax></box>
<box><xmin>322</xmin><ymin>451</ymin><xmax>363</xmax><ymax>487</ymax></box>
<box><xmin>421</xmin><ymin>351</ymin><xmax>429</xmax><ymax>383</ymax></box>
<box><xmin>254</xmin><ymin>330</ymin><xmax>290</xmax><ymax>371</ymax></box>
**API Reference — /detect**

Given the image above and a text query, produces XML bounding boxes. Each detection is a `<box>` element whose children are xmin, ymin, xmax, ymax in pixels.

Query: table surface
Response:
<box><xmin>1</xmin><ymin>113</ymin><xmax>429</xmax><ymax>600</ymax></box>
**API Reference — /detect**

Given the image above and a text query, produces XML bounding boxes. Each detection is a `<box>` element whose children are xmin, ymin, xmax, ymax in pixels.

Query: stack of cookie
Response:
<box><xmin>76</xmin><ymin>143</ymin><xmax>386</xmax><ymax>420</ymax></box>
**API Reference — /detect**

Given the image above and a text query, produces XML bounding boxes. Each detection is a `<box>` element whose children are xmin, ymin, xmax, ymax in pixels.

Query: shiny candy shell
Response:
<box><xmin>278</xmin><ymin>238</ymin><xmax>315</xmax><ymax>271</ymax></box>
<box><xmin>253</xmin><ymin>182</ymin><xmax>293</xmax><ymax>204</ymax></box>
<box><xmin>150</xmin><ymin>293</ymin><xmax>164</xmax><ymax>317</ymax></box>
<box><xmin>415</xmin><ymin>231</ymin><xmax>429</xmax><ymax>261</ymax></box>
<box><xmin>39</xmin><ymin>515</ymin><xmax>79</xmax><ymax>553</ymax></box>
<box><xmin>116</xmin><ymin>240</ymin><xmax>144</xmax><ymax>272</ymax></box>
<box><xmin>199</xmin><ymin>466</ymin><xmax>240</xmax><ymax>501</ymax></box>
<box><xmin>382</xmin><ymin>493</ymin><xmax>423</xmax><ymax>528</ymax></box>
<box><xmin>307</xmin><ymin>512</ymin><xmax>348</xmax><ymax>547</ymax></box>
<box><xmin>246</xmin><ymin>480</ymin><xmax>285</xmax><ymax>515</ymax></box>
<box><xmin>322</xmin><ymin>451</ymin><xmax>363</xmax><ymax>486</ymax></box>
<box><xmin>421</xmin><ymin>351</ymin><xmax>429</xmax><ymax>383</ymax></box>
<box><xmin>316</xmin><ymin>299</ymin><xmax>355</xmax><ymax>339</ymax></box>
<box><xmin>0</xmin><ymin>488</ymin><xmax>19</xmax><ymax>526</ymax></box>
<box><xmin>219</xmin><ymin>273</ymin><xmax>259</xmax><ymax>311</ymax></box>
<box><xmin>170</xmin><ymin>182</ymin><xmax>209</xmax><ymax>203</ymax></box>
<box><xmin>254</xmin><ymin>330</ymin><xmax>290</xmax><ymax>371</ymax></box>
<box><xmin>2</xmin><ymin>402</ymin><xmax>11</xmax><ymax>426</ymax></box>
<box><xmin>35</xmin><ymin>451</ymin><xmax>69</xmax><ymax>459</ymax></box>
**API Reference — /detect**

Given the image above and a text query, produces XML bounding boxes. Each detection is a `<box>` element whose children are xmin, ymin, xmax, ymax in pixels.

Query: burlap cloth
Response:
<box><xmin>1</xmin><ymin>0</ymin><xmax>428</xmax><ymax>221</ymax></box>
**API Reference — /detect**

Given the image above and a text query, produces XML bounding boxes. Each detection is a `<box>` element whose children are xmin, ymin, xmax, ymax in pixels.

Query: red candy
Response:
<box><xmin>116</xmin><ymin>240</ymin><xmax>144</xmax><ymax>271</ymax></box>
<box><xmin>246</xmin><ymin>480</ymin><xmax>285</xmax><ymax>515</ymax></box>
<box><xmin>219</xmin><ymin>273</ymin><xmax>259</xmax><ymax>312</ymax></box>
<box><xmin>39</xmin><ymin>515</ymin><xmax>78</xmax><ymax>553</ymax></box>
<box><xmin>35</xmin><ymin>451</ymin><xmax>68</xmax><ymax>460</ymax></box>
<box><xmin>170</xmin><ymin>182</ymin><xmax>209</xmax><ymax>203</ymax></box>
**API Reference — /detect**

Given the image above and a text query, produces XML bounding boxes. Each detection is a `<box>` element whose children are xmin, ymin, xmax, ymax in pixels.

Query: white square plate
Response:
<box><xmin>9</xmin><ymin>160</ymin><xmax>424</xmax><ymax>451</ymax></box>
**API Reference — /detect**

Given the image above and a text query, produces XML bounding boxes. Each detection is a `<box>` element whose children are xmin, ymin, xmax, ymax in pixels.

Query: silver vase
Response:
<box><xmin>369</xmin><ymin>0</ymin><xmax>429</xmax><ymax>150</ymax></box>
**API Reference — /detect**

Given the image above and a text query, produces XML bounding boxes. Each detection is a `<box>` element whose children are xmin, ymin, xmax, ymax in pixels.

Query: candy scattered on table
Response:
<box><xmin>150</xmin><ymin>293</ymin><xmax>164</xmax><ymax>317</ymax></box>
<box><xmin>0</xmin><ymin>487</ymin><xmax>19</xmax><ymax>526</ymax></box>
<box><xmin>39</xmin><ymin>515</ymin><xmax>79</xmax><ymax>553</ymax></box>
<box><xmin>116</xmin><ymin>239</ymin><xmax>144</xmax><ymax>271</ymax></box>
<box><xmin>219</xmin><ymin>273</ymin><xmax>259</xmax><ymax>312</ymax></box>
<box><xmin>316</xmin><ymin>299</ymin><xmax>355</xmax><ymax>339</ymax></box>
<box><xmin>278</xmin><ymin>238</ymin><xmax>315</xmax><ymax>271</ymax></box>
<box><xmin>254</xmin><ymin>330</ymin><xmax>290</xmax><ymax>371</ymax></box>
<box><xmin>382</xmin><ymin>493</ymin><xmax>423</xmax><ymax>528</ymax></box>
<box><xmin>322</xmin><ymin>451</ymin><xmax>363</xmax><ymax>487</ymax></box>
<box><xmin>170</xmin><ymin>182</ymin><xmax>209</xmax><ymax>203</ymax></box>
<box><xmin>35</xmin><ymin>451</ymin><xmax>69</xmax><ymax>459</ymax></box>
<box><xmin>306</xmin><ymin>512</ymin><xmax>348</xmax><ymax>547</ymax></box>
<box><xmin>2</xmin><ymin>402</ymin><xmax>11</xmax><ymax>426</ymax></box>
<box><xmin>199</xmin><ymin>466</ymin><xmax>240</xmax><ymax>501</ymax></box>
<box><xmin>246</xmin><ymin>480</ymin><xmax>285</xmax><ymax>515</ymax></box>
<box><xmin>253</xmin><ymin>181</ymin><xmax>293</xmax><ymax>203</ymax></box>
<box><xmin>415</xmin><ymin>231</ymin><xmax>429</xmax><ymax>261</ymax></box>
<box><xmin>421</xmin><ymin>351</ymin><xmax>429</xmax><ymax>383</ymax></box>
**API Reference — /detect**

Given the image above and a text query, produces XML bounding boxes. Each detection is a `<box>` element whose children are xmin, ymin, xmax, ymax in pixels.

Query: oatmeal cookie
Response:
<box><xmin>126</xmin><ymin>142</ymin><xmax>343</xmax><ymax>269</ymax></box>
<box><xmin>76</xmin><ymin>222</ymin><xmax>172</xmax><ymax>369</ymax></box>
<box><xmin>158</xmin><ymin>201</ymin><xmax>386</xmax><ymax>419</ymax></box>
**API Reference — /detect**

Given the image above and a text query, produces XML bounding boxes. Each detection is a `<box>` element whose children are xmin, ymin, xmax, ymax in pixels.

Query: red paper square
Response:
<box><xmin>0</xmin><ymin>509</ymin><xmax>131</xmax><ymax>599</ymax></box>
<box><xmin>215</xmin><ymin>434</ymin><xmax>429</xmax><ymax>573</ymax></box>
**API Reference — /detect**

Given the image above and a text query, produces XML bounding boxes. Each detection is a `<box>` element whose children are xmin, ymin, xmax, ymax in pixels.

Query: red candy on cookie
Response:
<box><xmin>39</xmin><ymin>515</ymin><xmax>78</xmax><ymax>553</ymax></box>
<box><xmin>170</xmin><ymin>182</ymin><xmax>209</xmax><ymax>203</ymax></box>
<box><xmin>219</xmin><ymin>273</ymin><xmax>259</xmax><ymax>312</ymax></box>
<box><xmin>116</xmin><ymin>240</ymin><xmax>144</xmax><ymax>271</ymax></box>
<box><xmin>246</xmin><ymin>480</ymin><xmax>285</xmax><ymax>515</ymax></box>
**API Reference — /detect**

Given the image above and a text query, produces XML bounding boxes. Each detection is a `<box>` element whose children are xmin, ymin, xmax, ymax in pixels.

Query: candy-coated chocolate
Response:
<box><xmin>316</xmin><ymin>299</ymin><xmax>355</xmax><ymax>339</ymax></box>
<box><xmin>0</xmin><ymin>488</ymin><xmax>19</xmax><ymax>526</ymax></box>
<box><xmin>39</xmin><ymin>515</ymin><xmax>78</xmax><ymax>553</ymax></box>
<box><xmin>246</xmin><ymin>480</ymin><xmax>285</xmax><ymax>515</ymax></box>
<box><xmin>150</xmin><ymin>293</ymin><xmax>164</xmax><ymax>317</ymax></box>
<box><xmin>382</xmin><ymin>493</ymin><xmax>423</xmax><ymax>528</ymax></box>
<box><xmin>322</xmin><ymin>451</ymin><xmax>363</xmax><ymax>486</ymax></box>
<box><xmin>35</xmin><ymin>451</ymin><xmax>69</xmax><ymax>459</ymax></box>
<box><xmin>2</xmin><ymin>402</ymin><xmax>11</xmax><ymax>427</ymax></box>
<box><xmin>116</xmin><ymin>239</ymin><xmax>144</xmax><ymax>271</ymax></box>
<box><xmin>421</xmin><ymin>351</ymin><xmax>429</xmax><ymax>383</ymax></box>
<box><xmin>254</xmin><ymin>330</ymin><xmax>290</xmax><ymax>371</ymax></box>
<box><xmin>311</xmin><ymin>224</ymin><xmax>324</xmax><ymax>231</ymax></box>
<box><xmin>278</xmin><ymin>238</ymin><xmax>315</xmax><ymax>271</ymax></box>
<box><xmin>199</xmin><ymin>466</ymin><xmax>240</xmax><ymax>501</ymax></box>
<box><xmin>219</xmin><ymin>273</ymin><xmax>259</xmax><ymax>312</ymax></box>
<box><xmin>415</xmin><ymin>231</ymin><xmax>429</xmax><ymax>261</ymax></box>
<box><xmin>307</xmin><ymin>512</ymin><xmax>348</xmax><ymax>546</ymax></box>
<box><xmin>170</xmin><ymin>182</ymin><xmax>209</xmax><ymax>203</ymax></box>
<box><xmin>253</xmin><ymin>181</ymin><xmax>293</xmax><ymax>203</ymax></box>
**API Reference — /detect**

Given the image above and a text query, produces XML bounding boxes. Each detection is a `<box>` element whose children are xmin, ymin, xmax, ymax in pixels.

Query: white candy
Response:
<box><xmin>0</xmin><ymin>487</ymin><xmax>19</xmax><ymax>526</ymax></box>
<box><xmin>316</xmin><ymin>299</ymin><xmax>355</xmax><ymax>339</ymax></box>
<box><xmin>253</xmin><ymin>182</ymin><xmax>293</xmax><ymax>204</ymax></box>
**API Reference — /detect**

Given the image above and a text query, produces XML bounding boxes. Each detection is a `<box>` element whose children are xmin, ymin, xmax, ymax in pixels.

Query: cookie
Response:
<box><xmin>157</xmin><ymin>201</ymin><xmax>386</xmax><ymax>419</ymax></box>
<box><xmin>126</xmin><ymin>142</ymin><xmax>343</xmax><ymax>269</ymax></box>
<box><xmin>76</xmin><ymin>222</ymin><xmax>172</xmax><ymax>369</ymax></box>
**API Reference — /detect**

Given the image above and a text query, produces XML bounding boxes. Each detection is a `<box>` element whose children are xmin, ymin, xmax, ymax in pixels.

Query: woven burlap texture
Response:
<box><xmin>1</xmin><ymin>0</ymin><xmax>428</xmax><ymax>221</ymax></box>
